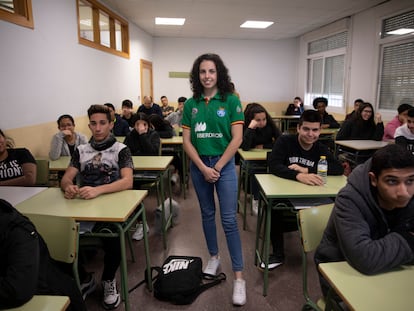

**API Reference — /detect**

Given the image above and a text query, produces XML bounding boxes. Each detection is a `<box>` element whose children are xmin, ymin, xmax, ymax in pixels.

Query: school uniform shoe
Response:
<box><xmin>203</xmin><ymin>256</ymin><xmax>220</xmax><ymax>275</ymax></box>
<box><xmin>252</xmin><ymin>199</ymin><xmax>259</xmax><ymax>216</ymax></box>
<box><xmin>132</xmin><ymin>222</ymin><xmax>149</xmax><ymax>241</ymax></box>
<box><xmin>232</xmin><ymin>279</ymin><xmax>246</xmax><ymax>306</ymax></box>
<box><xmin>260</xmin><ymin>254</ymin><xmax>284</xmax><ymax>271</ymax></box>
<box><xmin>102</xmin><ymin>279</ymin><xmax>120</xmax><ymax>310</ymax></box>
<box><xmin>80</xmin><ymin>273</ymin><xmax>97</xmax><ymax>300</ymax></box>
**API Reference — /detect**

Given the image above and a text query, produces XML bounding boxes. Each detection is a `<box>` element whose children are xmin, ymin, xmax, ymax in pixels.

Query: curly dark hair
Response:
<box><xmin>189</xmin><ymin>53</ymin><xmax>232</xmax><ymax>100</ymax></box>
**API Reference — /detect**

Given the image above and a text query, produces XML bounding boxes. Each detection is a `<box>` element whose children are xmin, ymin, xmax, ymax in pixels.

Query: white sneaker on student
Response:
<box><xmin>203</xmin><ymin>256</ymin><xmax>220</xmax><ymax>275</ymax></box>
<box><xmin>132</xmin><ymin>222</ymin><xmax>149</xmax><ymax>241</ymax></box>
<box><xmin>102</xmin><ymin>279</ymin><xmax>120</xmax><ymax>310</ymax></box>
<box><xmin>252</xmin><ymin>199</ymin><xmax>259</xmax><ymax>216</ymax></box>
<box><xmin>232</xmin><ymin>279</ymin><xmax>246</xmax><ymax>306</ymax></box>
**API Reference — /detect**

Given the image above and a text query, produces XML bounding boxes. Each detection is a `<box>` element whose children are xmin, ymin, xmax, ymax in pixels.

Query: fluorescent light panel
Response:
<box><xmin>155</xmin><ymin>17</ymin><xmax>185</xmax><ymax>26</ymax></box>
<box><xmin>386</xmin><ymin>28</ymin><xmax>414</xmax><ymax>35</ymax></box>
<box><xmin>240</xmin><ymin>20</ymin><xmax>274</xmax><ymax>29</ymax></box>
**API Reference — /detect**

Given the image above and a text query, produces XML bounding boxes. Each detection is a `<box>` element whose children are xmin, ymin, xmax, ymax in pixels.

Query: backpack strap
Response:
<box><xmin>196</xmin><ymin>272</ymin><xmax>226</xmax><ymax>293</ymax></box>
<box><xmin>129</xmin><ymin>266</ymin><xmax>162</xmax><ymax>293</ymax></box>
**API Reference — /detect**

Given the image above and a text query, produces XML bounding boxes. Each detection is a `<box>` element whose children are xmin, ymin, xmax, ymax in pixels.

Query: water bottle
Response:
<box><xmin>317</xmin><ymin>156</ymin><xmax>328</xmax><ymax>184</ymax></box>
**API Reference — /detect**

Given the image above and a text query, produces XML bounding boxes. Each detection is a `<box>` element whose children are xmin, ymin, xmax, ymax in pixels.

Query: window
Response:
<box><xmin>378</xmin><ymin>10</ymin><xmax>414</xmax><ymax>110</ymax></box>
<box><xmin>306</xmin><ymin>32</ymin><xmax>347</xmax><ymax>109</ymax></box>
<box><xmin>77</xmin><ymin>0</ymin><xmax>129</xmax><ymax>58</ymax></box>
<box><xmin>0</xmin><ymin>0</ymin><xmax>34</xmax><ymax>29</ymax></box>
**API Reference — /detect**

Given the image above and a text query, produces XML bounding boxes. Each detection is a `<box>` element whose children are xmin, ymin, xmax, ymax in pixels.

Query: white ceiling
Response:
<box><xmin>99</xmin><ymin>0</ymin><xmax>388</xmax><ymax>40</ymax></box>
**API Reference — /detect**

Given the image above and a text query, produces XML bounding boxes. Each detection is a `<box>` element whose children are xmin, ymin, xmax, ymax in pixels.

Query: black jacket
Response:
<box><xmin>124</xmin><ymin>128</ymin><xmax>160</xmax><ymax>155</ymax></box>
<box><xmin>0</xmin><ymin>199</ymin><xmax>86</xmax><ymax>310</ymax></box>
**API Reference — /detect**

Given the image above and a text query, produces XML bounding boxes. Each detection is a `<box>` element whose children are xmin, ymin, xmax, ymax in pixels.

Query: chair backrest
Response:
<box><xmin>298</xmin><ymin>203</ymin><xmax>334</xmax><ymax>253</ymax></box>
<box><xmin>24</xmin><ymin>213</ymin><xmax>79</xmax><ymax>264</ymax></box>
<box><xmin>35</xmin><ymin>159</ymin><xmax>49</xmax><ymax>186</ymax></box>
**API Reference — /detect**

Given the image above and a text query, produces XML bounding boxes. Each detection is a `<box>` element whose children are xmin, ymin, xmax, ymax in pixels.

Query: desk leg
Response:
<box><xmin>141</xmin><ymin>205</ymin><xmax>153</xmax><ymax>292</ymax></box>
<box><xmin>114</xmin><ymin>223</ymin><xmax>129</xmax><ymax>311</ymax></box>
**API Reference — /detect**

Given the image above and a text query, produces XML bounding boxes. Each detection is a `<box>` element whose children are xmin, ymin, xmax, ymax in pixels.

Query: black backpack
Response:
<box><xmin>129</xmin><ymin>255</ymin><xmax>226</xmax><ymax>305</ymax></box>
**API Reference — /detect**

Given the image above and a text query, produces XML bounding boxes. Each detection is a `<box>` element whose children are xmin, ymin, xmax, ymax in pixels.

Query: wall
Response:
<box><xmin>152</xmin><ymin>37</ymin><xmax>299</xmax><ymax>105</ymax></box>
<box><xmin>0</xmin><ymin>0</ymin><xmax>153</xmax><ymax>131</ymax></box>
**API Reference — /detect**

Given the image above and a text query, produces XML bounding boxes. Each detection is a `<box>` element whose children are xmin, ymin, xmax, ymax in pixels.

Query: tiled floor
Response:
<box><xmin>84</xmin><ymin>177</ymin><xmax>323</xmax><ymax>311</ymax></box>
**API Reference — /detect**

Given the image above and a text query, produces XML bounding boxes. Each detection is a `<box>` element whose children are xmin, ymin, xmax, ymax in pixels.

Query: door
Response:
<box><xmin>140</xmin><ymin>59</ymin><xmax>153</xmax><ymax>102</ymax></box>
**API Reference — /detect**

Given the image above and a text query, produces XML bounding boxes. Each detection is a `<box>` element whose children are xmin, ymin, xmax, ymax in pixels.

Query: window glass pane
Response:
<box><xmin>79</xmin><ymin>0</ymin><xmax>93</xmax><ymax>41</ymax></box>
<box><xmin>115</xmin><ymin>20</ymin><xmax>122</xmax><ymax>51</ymax></box>
<box><xmin>99</xmin><ymin>10</ymin><xmax>110</xmax><ymax>48</ymax></box>
<box><xmin>324</xmin><ymin>55</ymin><xmax>344</xmax><ymax>107</ymax></box>
<box><xmin>0</xmin><ymin>2</ymin><xmax>14</xmax><ymax>13</ymax></box>
<box><xmin>379</xmin><ymin>41</ymin><xmax>414</xmax><ymax>110</ymax></box>
<box><xmin>311</xmin><ymin>58</ymin><xmax>323</xmax><ymax>94</ymax></box>
<box><xmin>382</xmin><ymin>10</ymin><xmax>414</xmax><ymax>38</ymax></box>
<box><xmin>308</xmin><ymin>31</ymin><xmax>347</xmax><ymax>55</ymax></box>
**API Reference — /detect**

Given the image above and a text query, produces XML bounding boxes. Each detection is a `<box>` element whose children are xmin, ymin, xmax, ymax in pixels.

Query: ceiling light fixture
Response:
<box><xmin>155</xmin><ymin>17</ymin><xmax>185</xmax><ymax>26</ymax></box>
<box><xmin>240</xmin><ymin>20</ymin><xmax>274</xmax><ymax>29</ymax></box>
<box><xmin>386</xmin><ymin>28</ymin><xmax>414</xmax><ymax>35</ymax></box>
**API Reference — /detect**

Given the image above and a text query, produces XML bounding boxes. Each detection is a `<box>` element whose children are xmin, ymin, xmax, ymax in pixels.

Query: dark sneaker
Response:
<box><xmin>260</xmin><ymin>254</ymin><xmax>283</xmax><ymax>270</ymax></box>
<box><xmin>80</xmin><ymin>273</ymin><xmax>97</xmax><ymax>300</ymax></box>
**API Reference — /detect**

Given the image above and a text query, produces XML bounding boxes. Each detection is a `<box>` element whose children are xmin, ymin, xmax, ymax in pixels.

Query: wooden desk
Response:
<box><xmin>3</xmin><ymin>295</ymin><xmax>70</xmax><ymax>311</ymax></box>
<box><xmin>15</xmin><ymin>188</ymin><xmax>150</xmax><ymax>311</ymax></box>
<box><xmin>319</xmin><ymin>261</ymin><xmax>413</xmax><ymax>311</ymax></box>
<box><xmin>237</xmin><ymin>149</ymin><xmax>271</xmax><ymax>230</ymax></box>
<box><xmin>161</xmin><ymin>136</ymin><xmax>188</xmax><ymax>199</ymax></box>
<box><xmin>255</xmin><ymin>174</ymin><xmax>347</xmax><ymax>296</ymax></box>
<box><xmin>335</xmin><ymin>140</ymin><xmax>389</xmax><ymax>164</ymax></box>
<box><xmin>0</xmin><ymin>186</ymin><xmax>47</xmax><ymax>206</ymax></box>
<box><xmin>49</xmin><ymin>156</ymin><xmax>70</xmax><ymax>171</ymax></box>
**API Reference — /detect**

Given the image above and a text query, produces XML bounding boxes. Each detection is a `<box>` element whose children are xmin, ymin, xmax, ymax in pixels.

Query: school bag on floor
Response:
<box><xmin>129</xmin><ymin>255</ymin><xmax>226</xmax><ymax>305</ymax></box>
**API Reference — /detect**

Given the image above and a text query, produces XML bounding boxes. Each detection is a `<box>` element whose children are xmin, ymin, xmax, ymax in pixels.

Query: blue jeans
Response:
<box><xmin>190</xmin><ymin>156</ymin><xmax>244</xmax><ymax>272</ymax></box>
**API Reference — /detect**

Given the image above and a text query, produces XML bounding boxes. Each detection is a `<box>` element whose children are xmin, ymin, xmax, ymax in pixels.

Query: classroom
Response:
<box><xmin>1</xmin><ymin>0</ymin><xmax>414</xmax><ymax>310</ymax></box>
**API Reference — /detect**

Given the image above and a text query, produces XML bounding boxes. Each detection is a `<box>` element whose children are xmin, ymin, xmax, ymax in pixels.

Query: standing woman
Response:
<box><xmin>49</xmin><ymin>114</ymin><xmax>88</xmax><ymax>160</ymax></box>
<box><xmin>182</xmin><ymin>53</ymin><xmax>246</xmax><ymax>306</ymax></box>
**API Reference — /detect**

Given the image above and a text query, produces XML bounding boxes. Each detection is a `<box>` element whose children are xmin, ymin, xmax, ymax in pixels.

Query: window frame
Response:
<box><xmin>0</xmin><ymin>0</ymin><xmax>34</xmax><ymax>29</ymax></box>
<box><xmin>76</xmin><ymin>0</ymin><xmax>129</xmax><ymax>59</ymax></box>
<box><xmin>376</xmin><ymin>9</ymin><xmax>414</xmax><ymax>116</ymax></box>
<box><xmin>306</xmin><ymin>42</ymin><xmax>347</xmax><ymax>113</ymax></box>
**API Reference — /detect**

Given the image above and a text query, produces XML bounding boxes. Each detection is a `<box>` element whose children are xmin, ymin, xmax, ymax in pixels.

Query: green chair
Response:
<box><xmin>297</xmin><ymin>203</ymin><xmax>334</xmax><ymax>311</ymax></box>
<box><xmin>24</xmin><ymin>213</ymin><xmax>80</xmax><ymax>290</ymax></box>
<box><xmin>35</xmin><ymin>159</ymin><xmax>49</xmax><ymax>186</ymax></box>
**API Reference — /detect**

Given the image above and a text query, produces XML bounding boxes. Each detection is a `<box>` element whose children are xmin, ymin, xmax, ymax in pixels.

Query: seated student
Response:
<box><xmin>313</xmin><ymin>97</ymin><xmax>340</xmax><ymax>129</ymax></box>
<box><xmin>49</xmin><ymin>114</ymin><xmax>88</xmax><ymax>161</ymax></box>
<box><xmin>165</xmin><ymin>96</ymin><xmax>186</xmax><ymax>129</ymax></box>
<box><xmin>315</xmin><ymin>144</ymin><xmax>414</xmax><ymax>299</ymax></box>
<box><xmin>285</xmin><ymin>96</ymin><xmax>304</xmax><ymax>116</ymax></box>
<box><xmin>383</xmin><ymin>102</ymin><xmax>413</xmax><ymax>141</ymax></box>
<box><xmin>160</xmin><ymin>95</ymin><xmax>174</xmax><ymax>118</ymax></box>
<box><xmin>121</xmin><ymin>99</ymin><xmax>136</xmax><ymax>129</ymax></box>
<box><xmin>345</xmin><ymin>98</ymin><xmax>364</xmax><ymax>121</ymax></box>
<box><xmin>240</xmin><ymin>103</ymin><xmax>281</xmax><ymax>214</ymax></box>
<box><xmin>266</xmin><ymin>110</ymin><xmax>343</xmax><ymax>269</ymax></box>
<box><xmin>394</xmin><ymin>107</ymin><xmax>414</xmax><ymax>153</ymax></box>
<box><xmin>137</xmin><ymin>95</ymin><xmax>163</xmax><ymax>118</ymax></box>
<box><xmin>61</xmin><ymin>104</ymin><xmax>133</xmax><ymax>309</ymax></box>
<box><xmin>123</xmin><ymin>113</ymin><xmax>160</xmax><ymax>240</ymax></box>
<box><xmin>0</xmin><ymin>199</ymin><xmax>86</xmax><ymax>311</ymax></box>
<box><xmin>104</xmin><ymin>103</ymin><xmax>130</xmax><ymax>136</ymax></box>
<box><xmin>336</xmin><ymin>102</ymin><xmax>384</xmax><ymax>141</ymax></box>
<box><xmin>0</xmin><ymin>129</ymin><xmax>36</xmax><ymax>186</ymax></box>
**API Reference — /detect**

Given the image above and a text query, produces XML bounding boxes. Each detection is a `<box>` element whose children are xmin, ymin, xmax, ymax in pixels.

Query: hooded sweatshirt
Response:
<box><xmin>315</xmin><ymin>159</ymin><xmax>414</xmax><ymax>275</ymax></box>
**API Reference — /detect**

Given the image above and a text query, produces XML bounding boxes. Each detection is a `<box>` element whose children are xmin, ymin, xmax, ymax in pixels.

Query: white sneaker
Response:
<box><xmin>171</xmin><ymin>172</ymin><xmax>179</xmax><ymax>184</ymax></box>
<box><xmin>203</xmin><ymin>256</ymin><xmax>220</xmax><ymax>275</ymax></box>
<box><xmin>252</xmin><ymin>199</ymin><xmax>259</xmax><ymax>216</ymax></box>
<box><xmin>232</xmin><ymin>279</ymin><xmax>246</xmax><ymax>306</ymax></box>
<box><xmin>102</xmin><ymin>279</ymin><xmax>120</xmax><ymax>310</ymax></box>
<box><xmin>132</xmin><ymin>222</ymin><xmax>149</xmax><ymax>241</ymax></box>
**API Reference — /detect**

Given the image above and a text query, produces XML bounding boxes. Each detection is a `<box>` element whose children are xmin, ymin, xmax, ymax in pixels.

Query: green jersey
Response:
<box><xmin>182</xmin><ymin>93</ymin><xmax>244</xmax><ymax>156</ymax></box>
